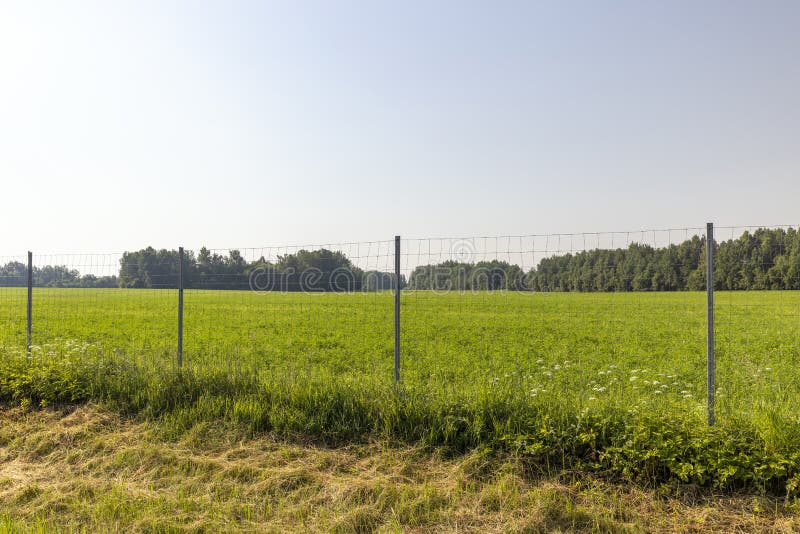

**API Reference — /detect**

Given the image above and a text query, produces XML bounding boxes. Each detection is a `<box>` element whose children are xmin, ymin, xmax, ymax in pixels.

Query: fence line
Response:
<box><xmin>3</xmin><ymin>223</ymin><xmax>800</xmax><ymax>427</ymax></box>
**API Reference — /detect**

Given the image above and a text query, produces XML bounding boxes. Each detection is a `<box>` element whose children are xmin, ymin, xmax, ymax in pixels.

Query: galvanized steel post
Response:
<box><xmin>394</xmin><ymin>236</ymin><xmax>401</xmax><ymax>382</ymax></box>
<box><xmin>178</xmin><ymin>246</ymin><xmax>184</xmax><ymax>368</ymax></box>
<box><xmin>26</xmin><ymin>251</ymin><xmax>32</xmax><ymax>352</ymax></box>
<box><xmin>706</xmin><ymin>223</ymin><xmax>715</xmax><ymax>426</ymax></box>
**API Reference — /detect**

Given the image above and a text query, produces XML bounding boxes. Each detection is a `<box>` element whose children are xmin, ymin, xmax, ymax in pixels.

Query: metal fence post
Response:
<box><xmin>26</xmin><ymin>251</ymin><xmax>32</xmax><ymax>352</ymax></box>
<box><xmin>394</xmin><ymin>235</ymin><xmax>401</xmax><ymax>382</ymax></box>
<box><xmin>178</xmin><ymin>246</ymin><xmax>184</xmax><ymax>368</ymax></box>
<box><xmin>706</xmin><ymin>222</ymin><xmax>715</xmax><ymax>426</ymax></box>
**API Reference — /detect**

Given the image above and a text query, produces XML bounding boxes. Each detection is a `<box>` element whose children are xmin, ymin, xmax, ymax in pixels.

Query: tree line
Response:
<box><xmin>2</xmin><ymin>228</ymin><xmax>799</xmax><ymax>291</ymax></box>
<box><xmin>0</xmin><ymin>263</ymin><xmax>117</xmax><ymax>288</ymax></box>
<box><xmin>407</xmin><ymin>227</ymin><xmax>800</xmax><ymax>291</ymax></box>
<box><xmin>0</xmin><ymin>248</ymin><xmax>404</xmax><ymax>291</ymax></box>
<box><xmin>118</xmin><ymin>246</ymin><xmax>406</xmax><ymax>291</ymax></box>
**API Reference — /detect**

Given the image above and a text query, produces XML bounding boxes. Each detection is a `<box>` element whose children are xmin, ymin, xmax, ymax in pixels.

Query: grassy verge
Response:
<box><xmin>2</xmin><ymin>404</ymin><xmax>799</xmax><ymax>533</ymax></box>
<box><xmin>1</xmin><ymin>347</ymin><xmax>800</xmax><ymax>498</ymax></box>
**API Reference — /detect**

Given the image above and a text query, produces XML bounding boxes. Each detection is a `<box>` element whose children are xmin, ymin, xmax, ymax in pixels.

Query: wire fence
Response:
<box><xmin>1</xmin><ymin>223</ymin><xmax>799</xmax><ymax>425</ymax></box>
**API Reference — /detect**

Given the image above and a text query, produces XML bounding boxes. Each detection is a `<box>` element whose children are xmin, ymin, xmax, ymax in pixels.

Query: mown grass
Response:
<box><xmin>0</xmin><ymin>289</ymin><xmax>799</xmax><ymax>497</ymax></box>
<box><xmin>1</xmin><ymin>405</ymin><xmax>799</xmax><ymax>533</ymax></box>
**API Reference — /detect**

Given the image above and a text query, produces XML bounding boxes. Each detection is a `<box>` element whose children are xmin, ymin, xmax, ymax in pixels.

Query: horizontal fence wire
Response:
<box><xmin>0</xmin><ymin>225</ymin><xmax>798</xmax><ymax>423</ymax></box>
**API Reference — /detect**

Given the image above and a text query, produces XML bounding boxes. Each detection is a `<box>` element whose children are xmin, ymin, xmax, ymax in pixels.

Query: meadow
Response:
<box><xmin>1</xmin><ymin>288</ymin><xmax>799</xmax><ymax>496</ymax></box>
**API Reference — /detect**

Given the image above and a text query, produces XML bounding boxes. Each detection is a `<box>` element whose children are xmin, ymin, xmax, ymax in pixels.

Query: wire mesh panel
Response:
<box><xmin>401</xmin><ymin>230</ymin><xmax>708</xmax><ymax>409</ymax></box>
<box><xmin>0</xmin><ymin>254</ymin><xmax>28</xmax><ymax>350</ymax></box>
<box><xmin>182</xmin><ymin>241</ymin><xmax>396</xmax><ymax>381</ymax></box>
<box><xmin>27</xmin><ymin>252</ymin><xmax>178</xmax><ymax>363</ymax></box>
<box><xmin>712</xmin><ymin>225</ymin><xmax>800</xmax><ymax>423</ymax></box>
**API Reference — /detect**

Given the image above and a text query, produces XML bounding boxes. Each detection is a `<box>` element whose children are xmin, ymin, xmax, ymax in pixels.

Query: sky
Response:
<box><xmin>1</xmin><ymin>0</ymin><xmax>798</xmax><ymax>255</ymax></box>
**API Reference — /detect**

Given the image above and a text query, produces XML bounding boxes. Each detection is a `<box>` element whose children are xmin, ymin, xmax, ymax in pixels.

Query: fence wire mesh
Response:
<box><xmin>0</xmin><ymin>254</ymin><xmax>28</xmax><ymax>349</ymax></box>
<box><xmin>27</xmin><ymin>252</ymin><xmax>177</xmax><ymax>361</ymax></box>
<box><xmin>400</xmin><ymin>231</ymin><xmax>708</xmax><ymax>394</ymax></box>
<box><xmin>182</xmin><ymin>242</ymin><xmax>396</xmax><ymax>378</ymax></box>
<box><xmin>712</xmin><ymin>226</ymin><xmax>800</xmax><ymax>420</ymax></box>
<box><xmin>1</xmin><ymin>225</ymin><xmax>799</xmax><ymax>422</ymax></box>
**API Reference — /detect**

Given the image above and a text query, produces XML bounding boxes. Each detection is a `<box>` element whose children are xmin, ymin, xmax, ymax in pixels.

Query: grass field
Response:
<box><xmin>1</xmin><ymin>289</ymin><xmax>799</xmax><ymax>501</ymax></box>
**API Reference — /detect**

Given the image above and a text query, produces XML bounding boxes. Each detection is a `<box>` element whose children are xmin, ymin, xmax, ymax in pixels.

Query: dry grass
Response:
<box><xmin>0</xmin><ymin>405</ymin><xmax>798</xmax><ymax>533</ymax></box>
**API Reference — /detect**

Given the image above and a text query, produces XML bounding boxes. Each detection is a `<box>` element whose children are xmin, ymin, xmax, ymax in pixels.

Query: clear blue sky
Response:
<box><xmin>1</xmin><ymin>0</ymin><xmax>798</xmax><ymax>254</ymax></box>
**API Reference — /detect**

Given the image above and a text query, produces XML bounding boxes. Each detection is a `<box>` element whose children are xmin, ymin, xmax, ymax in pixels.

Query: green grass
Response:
<box><xmin>0</xmin><ymin>288</ymin><xmax>799</xmax><ymax>495</ymax></box>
